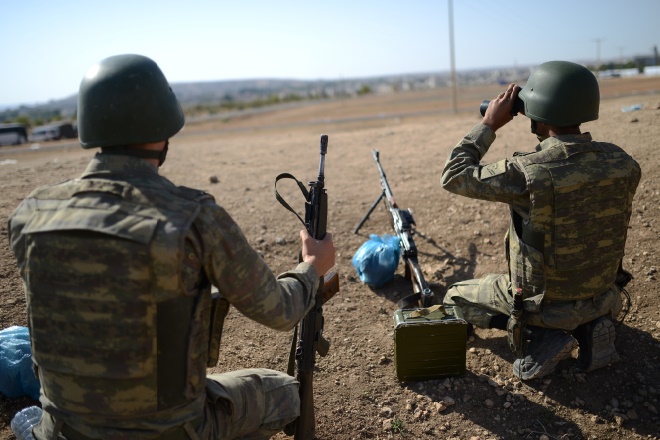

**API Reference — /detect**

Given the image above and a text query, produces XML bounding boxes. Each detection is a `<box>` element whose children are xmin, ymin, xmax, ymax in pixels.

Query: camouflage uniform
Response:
<box><xmin>9</xmin><ymin>153</ymin><xmax>319</xmax><ymax>440</ymax></box>
<box><xmin>442</xmin><ymin>123</ymin><xmax>641</xmax><ymax>330</ymax></box>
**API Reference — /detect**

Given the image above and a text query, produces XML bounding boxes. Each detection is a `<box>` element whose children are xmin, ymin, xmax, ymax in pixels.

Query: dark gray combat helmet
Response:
<box><xmin>78</xmin><ymin>54</ymin><xmax>185</xmax><ymax>148</ymax></box>
<box><xmin>518</xmin><ymin>61</ymin><xmax>599</xmax><ymax>127</ymax></box>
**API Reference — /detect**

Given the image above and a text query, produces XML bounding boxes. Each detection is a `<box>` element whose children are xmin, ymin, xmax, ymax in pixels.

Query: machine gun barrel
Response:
<box><xmin>354</xmin><ymin>149</ymin><xmax>434</xmax><ymax>309</ymax></box>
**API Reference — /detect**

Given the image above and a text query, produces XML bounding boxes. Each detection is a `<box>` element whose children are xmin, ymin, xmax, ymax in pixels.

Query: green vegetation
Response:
<box><xmin>587</xmin><ymin>60</ymin><xmax>645</xmax><ymax>73</ymax></box>
<box><xmin>357</xmin><ymin>85</ymin><xmax>372</xmax><ymax>96</ymax></box>
<box><xmin>185</xmin><ymin>92</ymin><xmax>310</xmax><ymax>118</ymax></box>
<box><xmin>0</xmin><ymin>108</ymin><xmax>64</xmax><ymax>128</ymax></box>
<box><xmin>390</xmin><ymin>418</ymin><xmax>406</xmax><ymax>435</ymax></box>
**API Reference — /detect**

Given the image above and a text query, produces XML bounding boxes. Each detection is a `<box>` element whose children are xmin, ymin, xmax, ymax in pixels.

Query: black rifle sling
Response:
<box><xmin>274</xmin><ymin>173</ymin><xmax>309</xmax><ymax>228</ymax></box>
<box><xmin>274</xmin><ymin>172</ymin><xmax>309</xmax><ymax>377</ymax></box>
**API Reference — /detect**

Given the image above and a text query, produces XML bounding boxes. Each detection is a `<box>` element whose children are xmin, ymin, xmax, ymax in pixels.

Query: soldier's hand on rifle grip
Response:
<box><xmin>300</xmin><ymin>229</ymin><xmax>336</xmax><ymax>276</ymax></box>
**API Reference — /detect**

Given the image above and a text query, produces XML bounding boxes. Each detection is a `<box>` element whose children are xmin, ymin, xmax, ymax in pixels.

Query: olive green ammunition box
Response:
<box><xmin>393</xmin><ymin>306</ymin><xmax>467</xmax><ymax>381</ymax></box>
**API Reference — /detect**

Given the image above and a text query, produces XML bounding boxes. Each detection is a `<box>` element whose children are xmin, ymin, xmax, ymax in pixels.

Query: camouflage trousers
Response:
<box><xmin>32</xmin><ymin>369</ymin><xmax>298</xmax><ymax>440</ymax></box>
<box><xmin>443</xmin><ymin>273</ymin><xmax>623</xmax><ymax>331</ymax></box>
<box><xmin>199</xmin><ymin>368</ymin><xmax>299</xmax><ymax>440</ymax></box>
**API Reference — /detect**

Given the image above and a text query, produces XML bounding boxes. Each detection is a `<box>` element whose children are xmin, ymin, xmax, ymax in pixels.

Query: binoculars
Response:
<box><xmin>479</xmin><ymin>96</ymin><xmax>524</xmax><ymax>117</ymax></box>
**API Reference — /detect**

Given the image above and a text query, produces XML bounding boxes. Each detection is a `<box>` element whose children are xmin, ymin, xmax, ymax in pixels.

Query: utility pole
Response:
<box><xmin>448</xmin><ymin>0</ymin><xmax>457</xmax><ymax>114</ymax></box>
<box><xmin>593</xmin><ymin>38</ymin><xmax>605</xmax><ymax>68</ymax></box>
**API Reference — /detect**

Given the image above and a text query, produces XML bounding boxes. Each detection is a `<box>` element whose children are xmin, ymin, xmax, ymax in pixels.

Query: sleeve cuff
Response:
<box><xmin>296</xmin><ymin>261</ymin><xmax>320</xmax><ymax>281</ymax></box>
<box><xmin>277</xmin><ymin>262</ymin><xmax>321</xmax><ymax>293</ymax></box>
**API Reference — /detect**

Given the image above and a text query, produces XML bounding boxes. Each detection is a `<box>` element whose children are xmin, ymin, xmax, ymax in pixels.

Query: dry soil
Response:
<box><xmin>1</xmin><ymin>77</ymin><xmax>659</xmax><ymax>440</ymax></box>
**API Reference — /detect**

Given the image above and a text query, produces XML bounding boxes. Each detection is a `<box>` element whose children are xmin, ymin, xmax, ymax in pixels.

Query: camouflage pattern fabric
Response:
<box><xmin>443</xmin><ymin>273</ymin><xmax>623</xmax><ymax>331</ymax></box>
<box><xmin>36</xmin><ymin>369</ymin><xmax>301</xmax><ymax>440</ymax></box>
<box><xmin>8</xmin><ymin>153</ymin><xmax>318</xmax><ymax>440</ymax></box>
<box><xmin>510</xmin><ymin>136</ymin><xmax>640</xmax><ymax>300</ymax></box>
<box><xmin>200</xmin><ymin>369</ymin><xmax>300</xmax><ymax>440</ymax></box>
<box><xmin>442</xmin><ymin>124</ymin><xmax>639</xmax><ymax>328</ymax></box>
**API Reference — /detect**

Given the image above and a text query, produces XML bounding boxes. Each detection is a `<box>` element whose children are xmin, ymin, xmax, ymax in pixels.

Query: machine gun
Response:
<box><xmin>354</xmin><ymin>149</ymin><xmax>433</xmax><ymax>309</ymax></box>
<box><xmin>275</xmin><ymin>135</ymin><xmax>339</xmax><ymax>440</ymax></box>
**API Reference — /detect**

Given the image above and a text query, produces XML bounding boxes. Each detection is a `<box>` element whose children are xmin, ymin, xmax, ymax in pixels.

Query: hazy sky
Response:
<box><xmin>2</xmin><ymin>0</ymin><xmax>658</xmax><ymax>106</ymax></box>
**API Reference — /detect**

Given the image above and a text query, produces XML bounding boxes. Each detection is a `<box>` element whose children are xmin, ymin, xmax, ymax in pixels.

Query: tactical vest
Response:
<box><xmin>16</xmin><ymin>177</ymin><xmax>214</xmax><ymax>419</ymax></box>
<box><xmin>507</xmin><ymin>137</ymin><xmax>640</xmax><ymax>301</ymax></box>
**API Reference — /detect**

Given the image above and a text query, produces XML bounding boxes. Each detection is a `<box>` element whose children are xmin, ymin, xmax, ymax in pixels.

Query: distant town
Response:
<box><xmin>1</xmin><ymin>46</ymin><xmax>658</xmax><ymax>132</ymax></box>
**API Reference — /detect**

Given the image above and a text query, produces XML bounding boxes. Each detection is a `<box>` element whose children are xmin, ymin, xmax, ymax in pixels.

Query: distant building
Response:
<box><xmin>644</xmin><ymin>66</ymin><xmax>660</xmax><ymax>77</ymax></box>
<box><xmin>633</xmin><ymin>45</ymin><xmax>659</xmax><ymax>67</ymax></box>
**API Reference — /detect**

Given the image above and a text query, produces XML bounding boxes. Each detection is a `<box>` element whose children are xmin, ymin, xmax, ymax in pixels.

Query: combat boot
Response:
<box><xmin>513</xmin><ymin>326</ymin><xmax>577</xmax><ymax>380</ymax></box>
<box><xmin>573</xmin><ymin>315</ymin><xmax>619</xmax><ymax>372</ymax></box>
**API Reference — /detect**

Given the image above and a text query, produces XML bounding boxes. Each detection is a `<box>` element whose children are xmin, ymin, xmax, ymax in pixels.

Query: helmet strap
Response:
<box><xmin>158</xmin><ymin>141</ymin><xmax>169</xmax><ymax>167</ymax></box>
<box><xmin>530</xmin><ymin>120</ymin><xmax>548</xmax><ymax>143</ymax></box>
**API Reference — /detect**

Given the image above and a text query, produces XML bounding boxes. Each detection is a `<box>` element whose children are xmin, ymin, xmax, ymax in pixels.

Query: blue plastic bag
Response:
<box><xmin>0</xmin><ymin>326</ymin><xmax>40</xmax><ymax>400</ymax></box>
<box><xmin>352</xmin><ymin>234</ymin><xmax>401</xmax><ymax>287</ymax></box>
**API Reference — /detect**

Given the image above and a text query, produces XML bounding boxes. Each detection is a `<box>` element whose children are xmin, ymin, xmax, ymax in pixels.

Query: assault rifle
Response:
<box><xmin>354</xmin><ymin>149</ymin><xmax>433</xmax><ymax>309</ymax></box>
<box><xmin>275</xmin><ymin>135</ymin><xmax>339</xmax><ymax>440</ymax></box>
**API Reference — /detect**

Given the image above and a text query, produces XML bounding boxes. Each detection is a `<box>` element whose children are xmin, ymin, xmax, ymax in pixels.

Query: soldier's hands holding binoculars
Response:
<box><xmin>482</xmin><ymin>83</ymin><xmax>522</xmax><ymax>132</ymax></box>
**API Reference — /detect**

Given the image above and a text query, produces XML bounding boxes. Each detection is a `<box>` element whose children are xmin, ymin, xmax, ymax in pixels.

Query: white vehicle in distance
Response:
<box><xmin>0</xmin><ymin>123</ymin><xmax>28</xmax><ymax>146</ymax></box>
<box><xmin>29</xmin><ymin>125</ymin><xmax>60</xmax><ymax>142</ymax></box>
<box><xmin>29</xmin><ymin>122</ymin><xmax>78</xmax><ymax>143</ymax></box>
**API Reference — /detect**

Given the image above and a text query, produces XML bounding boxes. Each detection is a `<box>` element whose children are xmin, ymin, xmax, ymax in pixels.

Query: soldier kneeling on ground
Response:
<box><xmin>441</xmin><ymin>61</ymin><xmax>641</xmax><ymax>380</ymax></box>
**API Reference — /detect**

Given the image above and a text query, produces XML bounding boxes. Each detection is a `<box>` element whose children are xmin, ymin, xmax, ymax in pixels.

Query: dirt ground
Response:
<box><xmin>1</xmin><ymin>76</ymin><xmax>659</xmax><ymax>440</ymax></box>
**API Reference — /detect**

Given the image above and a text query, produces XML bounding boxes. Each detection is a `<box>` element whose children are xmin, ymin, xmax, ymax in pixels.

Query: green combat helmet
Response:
<box><xmin>78</xmin><ymin>54</ymin><xmax>184</xmax><ymax>148</ymax></box>
<box><xmin>519</xmin><ymin>60</ymin><xmax>599</xmax><ymax>127</ymax></box>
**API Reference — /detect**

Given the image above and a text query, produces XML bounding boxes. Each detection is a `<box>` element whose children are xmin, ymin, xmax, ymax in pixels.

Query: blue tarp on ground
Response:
<box><xmin>352</xmin><ymin>234</ymin><xmax>401</xmax><ymax>288</ymax></box>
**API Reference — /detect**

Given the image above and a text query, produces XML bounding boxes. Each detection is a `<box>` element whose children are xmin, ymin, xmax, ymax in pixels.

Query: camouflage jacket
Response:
<box><xmin>8</xmin><ymin>153</ymin><xmax>319</xmax><ymax>439</ymax></box>
<box><xmin>442</xmin><ymin>123</ymin><xmax>641</xmax><ymax>300</ymax></box>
